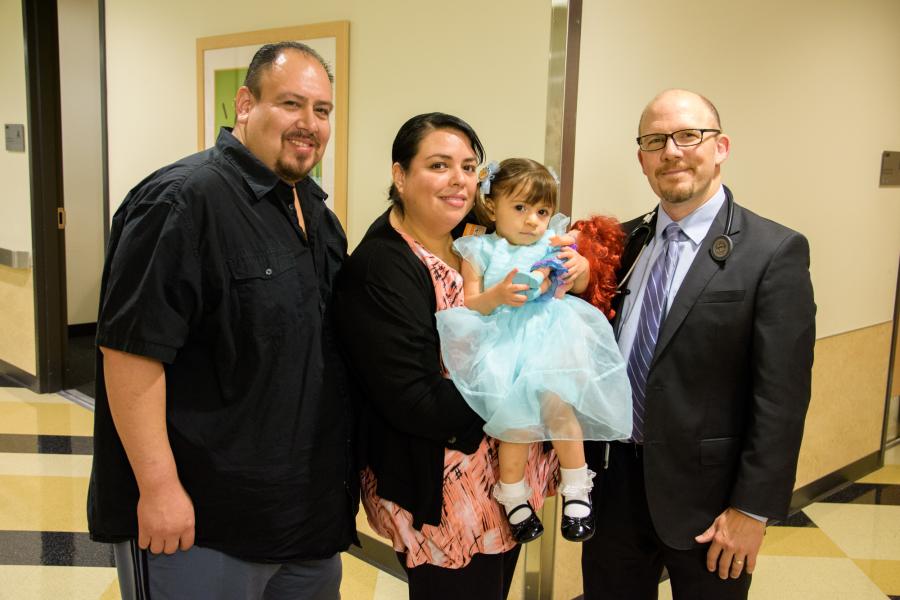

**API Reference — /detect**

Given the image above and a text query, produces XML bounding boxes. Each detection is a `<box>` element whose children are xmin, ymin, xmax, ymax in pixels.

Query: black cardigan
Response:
<box><xmin>335</xmin><ymin>210</ymin><xmax>485</xmax><ymax>528</ymax></box>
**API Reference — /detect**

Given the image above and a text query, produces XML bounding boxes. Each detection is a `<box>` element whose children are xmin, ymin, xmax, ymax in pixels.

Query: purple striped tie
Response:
<box><xmin>627</xmin><ymin>223</ymin><xmax>684</xmax><ymax>443</ymax></box>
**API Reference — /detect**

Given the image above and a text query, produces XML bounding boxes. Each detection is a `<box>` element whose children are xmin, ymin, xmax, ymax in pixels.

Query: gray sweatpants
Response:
<box><xmin>113</xmin><ymin>540</ymin><xmax>341</xmax><ymax>600</ymax></box>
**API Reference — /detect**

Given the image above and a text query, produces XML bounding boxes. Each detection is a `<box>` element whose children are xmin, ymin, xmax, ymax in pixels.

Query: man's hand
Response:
<box><xmin>137</xmin><ymin>480</ymin><xmax>196</xmax><ymax>554</ymax></box>
<box><xmin>695</xmin><ymin>507</ymin><xmax>766</xmax><ymax>579</ymax></box>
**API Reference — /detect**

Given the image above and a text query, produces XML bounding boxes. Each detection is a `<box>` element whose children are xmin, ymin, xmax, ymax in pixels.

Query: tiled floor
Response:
<box><xmin>0</xmin><ymin>384</ymin><xmax>898</xmax><ymax>599</ymax></box>
<box><xmin>657</xmin><ymin>443</ymin><xmax>900</xmax><ymax>600</ymax></box>
<box><xmin>0</xmin><ymin>386</ymin><xmax>406</xmax><ymax>600</ymax></box>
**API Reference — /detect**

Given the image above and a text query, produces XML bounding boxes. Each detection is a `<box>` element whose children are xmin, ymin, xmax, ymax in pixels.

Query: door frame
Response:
<box><xmin>23</xmin><ymin>0</ymin><xmax>67</xmax><ymax>394</ymax></box>
<box><xmin>22</xmin><ymin>0</ymin><xmax>110</xmax><ymax>394</ymax></box>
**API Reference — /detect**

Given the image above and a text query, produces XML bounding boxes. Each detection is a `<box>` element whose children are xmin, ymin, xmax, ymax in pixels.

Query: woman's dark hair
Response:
<box><xmin>388</xmin><ymin>113</ymin><xmax>485</xmax><ymax>213</ymax></box>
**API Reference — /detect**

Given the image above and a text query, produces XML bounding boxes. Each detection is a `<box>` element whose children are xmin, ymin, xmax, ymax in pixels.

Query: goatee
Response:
<box><xmin>660</xmin><ymin>184</ymin><xmax>694</xmax><ymax>204</ymax></box>
<box><xmin>276</xmin><ymin>158</ymin><xmax>309</xmax><ymax>184</ymax></box>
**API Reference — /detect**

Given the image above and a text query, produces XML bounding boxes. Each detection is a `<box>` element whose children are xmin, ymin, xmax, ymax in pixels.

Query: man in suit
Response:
<box><xmin>580</xmin><ymin>89</ymin><xmax>816</xmax><ymax>599</ymax></box>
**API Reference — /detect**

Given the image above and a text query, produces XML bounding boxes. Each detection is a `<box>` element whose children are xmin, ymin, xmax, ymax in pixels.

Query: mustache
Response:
<box><xmin>656</xmin><ymin>164</ymin><xmax>691</xmax><ymax>176</ymax></box>
<box><xmin>283</xmin><ymin>130</ymin><xmax>319</xmax><ymax>147</ymax></box>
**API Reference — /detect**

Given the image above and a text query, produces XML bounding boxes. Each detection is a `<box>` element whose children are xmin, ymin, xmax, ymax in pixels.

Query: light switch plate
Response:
<box><xmin>5</xmin><ymin>124</ymin><xmax>25</xmax><ymax>152</ymax></box>
<box><xmin>881</xmin><ymin>151</ymin><xmax>900</xmax><ymax>186</ymax></box>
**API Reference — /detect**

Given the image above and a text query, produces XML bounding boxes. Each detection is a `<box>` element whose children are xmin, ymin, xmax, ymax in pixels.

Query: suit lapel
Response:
<box><xmin>652</xmin><ymin>200</ymin><xmax>743</xmax><ymax>363</ymax></box>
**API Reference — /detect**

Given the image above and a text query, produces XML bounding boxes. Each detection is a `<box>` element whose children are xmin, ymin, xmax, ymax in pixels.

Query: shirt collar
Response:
<box><xmin>216</xmin><ymin>127</ymin><xmax>328</xmax><ymax>203</ymax></box>
<box><xmin>654</xmin><ymin>185</ymin><xmax>726</xmax><ymax>246</ymax></box>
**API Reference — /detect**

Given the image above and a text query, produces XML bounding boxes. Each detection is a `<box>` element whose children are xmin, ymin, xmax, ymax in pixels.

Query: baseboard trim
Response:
<box><xmin>789</xmin><ymin>450</ymin><xmax>882</xmax><ymax>513</ymax></box>
<box><xmin>58</xmin><ymin>388</ymin><xmax>95</xmax><ymax>411</ymax></box>
<box><xmin>0</xmin><ymin>358</ymin><xmax>37</xmax><ymax>389</ymax></box>
<box><xmin>68</xmin><ymin>322</ymin><xmax>97</xmax><ymax>337</ymax></box>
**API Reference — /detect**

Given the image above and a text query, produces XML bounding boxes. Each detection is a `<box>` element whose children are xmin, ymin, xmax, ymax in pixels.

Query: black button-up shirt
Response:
<box><xmin>89</xmin><ymin>128</ymin><xmax>356</xmax><ymax>561</ymax></box>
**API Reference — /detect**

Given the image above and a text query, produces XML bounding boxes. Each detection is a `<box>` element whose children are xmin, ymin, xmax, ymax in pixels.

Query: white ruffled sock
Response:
<box><xmin>560</xmin><ymin>465</ymin><xmax>593</xmax><ymax>518</ymax></box>
<box><xmin>495</xmin><ymin>478</ymin><xmax>532</xmax><ymax>524</ymax></box>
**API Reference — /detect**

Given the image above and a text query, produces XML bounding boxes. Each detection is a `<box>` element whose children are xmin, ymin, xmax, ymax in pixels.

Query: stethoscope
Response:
<box><xmin>615</xmin><ymin>186</ymin><xmax>736</xmax><ymax>298</ymax></box>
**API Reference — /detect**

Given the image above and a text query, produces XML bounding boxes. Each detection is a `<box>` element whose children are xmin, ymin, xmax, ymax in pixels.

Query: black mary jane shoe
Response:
<box><xmin>507</xmin><ymin>503</ymin><xmax>544</xmax><ymax>544</ymax></box>
<box><xmin>560</xmin><ymin>498</ymin><xmax>595</xmax><ymax>542</ymax></box>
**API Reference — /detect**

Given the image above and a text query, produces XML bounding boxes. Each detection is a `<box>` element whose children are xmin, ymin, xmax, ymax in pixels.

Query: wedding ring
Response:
<box><xmin>734</xmin><ymin>560</ymin><xmax>743</xmax><ymax>565</ymax></box>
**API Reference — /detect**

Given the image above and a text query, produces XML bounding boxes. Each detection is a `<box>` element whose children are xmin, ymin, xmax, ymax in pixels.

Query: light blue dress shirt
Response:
<box><xmin>616</xmin><ymin>186</ymin><xmax>726</xmax><ymax>362</ymax></box>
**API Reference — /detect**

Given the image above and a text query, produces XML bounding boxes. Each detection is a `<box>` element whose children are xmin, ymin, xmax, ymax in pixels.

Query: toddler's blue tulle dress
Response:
<box><xmin>436</xmin><ymin>214</ymin><xmax>632</xmax><ymax>443</ymax></box>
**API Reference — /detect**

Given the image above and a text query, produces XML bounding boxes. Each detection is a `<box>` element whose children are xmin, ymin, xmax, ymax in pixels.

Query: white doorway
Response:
<box><xmin>59</xmin><ymin>0</ymin><xmax>105</xmax><ymax>398</ymax></box>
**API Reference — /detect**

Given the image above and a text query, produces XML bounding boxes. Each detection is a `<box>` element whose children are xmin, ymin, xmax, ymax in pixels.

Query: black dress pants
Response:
<box><xmin>400</xmin><ymin>545</ymin><xmax>521</xmax><ymax>600</ymax></box>
<box><xmin>581</xmin><ymin>442</ymin><xmax>751</xmax><ymax>600</ymax></box>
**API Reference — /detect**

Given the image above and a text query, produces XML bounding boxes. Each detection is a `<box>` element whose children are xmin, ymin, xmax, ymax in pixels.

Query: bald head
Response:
<box><xmin>635</xmin><ymin>88</ymin><xmax>730</xmax><ymax>220</ymax></box>
<box><xmin>639</xmin><ymin>89</ymin><xmax>721</xmax><ymax>135</ymax></box>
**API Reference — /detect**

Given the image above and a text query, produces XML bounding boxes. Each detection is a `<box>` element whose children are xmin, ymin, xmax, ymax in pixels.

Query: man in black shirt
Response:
<box><xmin>88</xmin><ymin>42</ymin><xmax>356</xmax><ymax>599</ymax></box>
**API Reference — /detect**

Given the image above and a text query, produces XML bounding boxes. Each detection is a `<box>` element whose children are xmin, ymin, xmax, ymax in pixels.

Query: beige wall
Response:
<box><xmin>60</xmin><ymin>0</ymin><xmax>105</xmax><ymax>325</ymax></box>
<box><xmin>0</xmin><ymin>0</ymin><xmax>36</xmax><ymax>375</ymax></box>
<box><xmin>573</xmin><ymin>0</ymin><xmax>900</xmax><ymax>339</ymax></box>
<box><xmin>573</xmin><ymin>0</ymin><xmax>899</xmax><ymax>478</ymax></box>
<box><xmin>105</xmin><ymin>0</ymin><xmax>551</xmax><ymax>247</ymax></box>
<box><xmin>0</xmin><ymin>0</ymin><xmax>31</xmax><ymax>254</ymax></box>
<box><xmin>796</xmin><ymin>323</ymin><xmax>893</xmax><ymax>487</ymax></box>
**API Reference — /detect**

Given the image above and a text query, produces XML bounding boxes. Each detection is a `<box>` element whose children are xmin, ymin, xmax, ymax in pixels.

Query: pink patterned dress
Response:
<box><xmin>360</xmin><ymin>230</ymin><xmax>559</xmax><ymax>569</ymax></box>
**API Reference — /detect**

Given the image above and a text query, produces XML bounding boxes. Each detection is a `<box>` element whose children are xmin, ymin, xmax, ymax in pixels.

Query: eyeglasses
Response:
<box><xmin>636</xmin><ymin>129</ymin><xmax>721</xmax><ymax>152</ymax></box>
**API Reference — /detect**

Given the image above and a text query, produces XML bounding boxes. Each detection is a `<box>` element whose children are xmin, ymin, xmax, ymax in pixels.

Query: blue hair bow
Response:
<box><xmin>479</xmin><ymin>161</ymin><xmax>500</xmax><ymax>196</ymax></box>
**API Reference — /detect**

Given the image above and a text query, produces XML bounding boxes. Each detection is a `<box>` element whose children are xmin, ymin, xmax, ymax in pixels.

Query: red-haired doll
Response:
<box><xmin>570</xmin><ymin>215</ymin><xmax>626</xmax><ymax>318</ymax></box>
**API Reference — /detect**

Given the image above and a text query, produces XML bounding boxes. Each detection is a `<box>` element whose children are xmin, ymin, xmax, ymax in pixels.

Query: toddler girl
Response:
<box><xmin>435</xmin><ymin>158</ymin><xmax>631</xmax><ymax>543</ymax></box>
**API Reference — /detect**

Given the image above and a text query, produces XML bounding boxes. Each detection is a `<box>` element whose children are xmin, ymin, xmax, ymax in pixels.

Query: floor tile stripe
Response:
<box><xmin>0</xmin><ymin>531</ymin><xmax>114</xmax><ymax>567</ymax></box>
<box><xmin>0</xmin><ymin>474</ymin><xmax>89</xmax><ymax>532</ymax></box>
<box><xmin>0</xmin><ymin>453</ymin><xmax>93</xmax><ymax>477</ymax></box>
<box><xmin>0</xmin><ymin>565</ymin><xmax>119</xmax><ymax>600</ymax></box>
<box><xmin>0</xmin><ymin>433</ymin><xmax>93</xmax><ymax>455</ymax></box>
<box><xmin>0</xmin><ymin>401</ymin><xmax>94</xmax><ymax>437</ymax></box>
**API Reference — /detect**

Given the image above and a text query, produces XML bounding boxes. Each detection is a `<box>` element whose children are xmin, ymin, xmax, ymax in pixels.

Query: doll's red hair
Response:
<box><xmin>570</xmin><ymin>215</ymin><xmax>625</xmax><ymax>318</ymax></box>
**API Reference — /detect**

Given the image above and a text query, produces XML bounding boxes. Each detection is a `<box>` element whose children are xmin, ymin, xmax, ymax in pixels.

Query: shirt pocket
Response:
<box><xmin>228</xmin><ymin>250</ymin><xmax>301</xmax><ymax>336</ymax></box>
